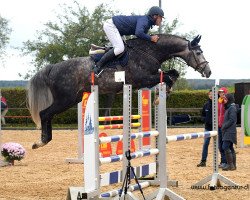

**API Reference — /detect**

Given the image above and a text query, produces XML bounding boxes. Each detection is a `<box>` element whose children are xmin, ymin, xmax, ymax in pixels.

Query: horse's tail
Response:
<box><xmin>27</xmin><ymin>67</ymin><xmax>53</xmax><ymax>128</ymax></box>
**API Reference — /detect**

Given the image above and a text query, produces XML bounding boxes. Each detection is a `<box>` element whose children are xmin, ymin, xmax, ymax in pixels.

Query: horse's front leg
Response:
<box><xmin>135</xmin><ymin>73</ymin><xmax>174</xmax><ymax>91</ymax></box>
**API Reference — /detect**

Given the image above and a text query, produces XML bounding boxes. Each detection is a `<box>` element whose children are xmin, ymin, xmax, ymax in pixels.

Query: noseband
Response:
<box><xmin>187</xmin><ymin>44</ymin><xmax>209</xmax><ymax>74</ymax></box>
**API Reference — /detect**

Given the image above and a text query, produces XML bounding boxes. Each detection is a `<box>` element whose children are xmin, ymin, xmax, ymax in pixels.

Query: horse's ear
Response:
<box><xmin>191</xmin><ymin>35</ymin><xmax>202</xmax><ymax>46</ymax></box>
<box><xmin>197</xmin><ymin>35</ymin><xmax>201</xmax><ymax>43</ymax></box>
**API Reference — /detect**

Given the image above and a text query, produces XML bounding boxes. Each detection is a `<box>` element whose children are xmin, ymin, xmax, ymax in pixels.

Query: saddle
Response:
<box><xmin>89</xmin><ymin>44</ymin><xmax>129</xmax><ymax>68</ymax></box>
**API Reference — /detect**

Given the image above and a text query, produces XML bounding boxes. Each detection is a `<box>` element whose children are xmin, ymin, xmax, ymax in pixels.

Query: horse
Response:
<box><xmin>27</xmin><ymin>34</ymin><xmax>211</xmax><ymax>149</ymax></box>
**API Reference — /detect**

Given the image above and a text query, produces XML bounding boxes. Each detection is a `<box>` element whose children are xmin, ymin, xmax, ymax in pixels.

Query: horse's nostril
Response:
<box><xmin>207</xmin><ymin>71</ymin><xmax>211</xmax><ymax>78</ymax></box>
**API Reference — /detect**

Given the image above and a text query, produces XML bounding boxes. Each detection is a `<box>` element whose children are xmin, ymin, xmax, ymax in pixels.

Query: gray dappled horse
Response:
<box><xmin>27</xmin><ymin>34</ymin><xmax>211</xmax><ymax>149</ymax></box>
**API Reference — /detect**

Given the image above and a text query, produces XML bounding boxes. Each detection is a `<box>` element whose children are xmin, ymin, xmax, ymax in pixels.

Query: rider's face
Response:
<box><xmin>219</xmin><ymin>91</ymin><xmax>225</xmax><ymax>97</ymax></box>
<box><xmin>208</xmin><ymin>91</ymin><xmax>212</xmax><ymax>99</ymax></box>
<box><xmin>155</xmin><ymin>16</ymin><xmax>163</xmax><ymax>26</ymax></box>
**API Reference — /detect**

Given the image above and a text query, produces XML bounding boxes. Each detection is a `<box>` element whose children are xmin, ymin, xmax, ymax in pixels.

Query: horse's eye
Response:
<box><xmin>196</xmin><ymin>52</ymin><xmax>201</xmax><ymax>55</ymax></box>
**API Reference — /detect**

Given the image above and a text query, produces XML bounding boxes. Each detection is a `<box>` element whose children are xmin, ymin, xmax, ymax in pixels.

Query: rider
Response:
<box><xmin>94</xmin><ymin>6</ymin><xmax>164</xmax><ymax>77</ymax></box>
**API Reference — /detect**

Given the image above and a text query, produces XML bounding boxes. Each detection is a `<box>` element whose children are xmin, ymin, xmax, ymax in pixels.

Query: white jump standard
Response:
<box><xmin>67</xmin><ymin>84</ymin><xmax>183</xmax><ymax>200</ymax></box>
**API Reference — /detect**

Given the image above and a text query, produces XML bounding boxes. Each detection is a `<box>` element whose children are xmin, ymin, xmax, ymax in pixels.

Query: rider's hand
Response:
<box><xmin>151</xmin><ymin>35</ymin><xmax>159</xmax><ymax>43</ymax></box>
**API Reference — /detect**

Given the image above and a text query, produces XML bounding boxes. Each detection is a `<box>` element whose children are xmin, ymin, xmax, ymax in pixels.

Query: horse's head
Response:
<box><xmin>165</xmin><ymin>35</ymin><xmax>211</xmax><ymax>78</ymax></box>
<box><xmin>186</xmin><ymin>35</ymin><xmax>211</xmax><ymax>78</ymax></box>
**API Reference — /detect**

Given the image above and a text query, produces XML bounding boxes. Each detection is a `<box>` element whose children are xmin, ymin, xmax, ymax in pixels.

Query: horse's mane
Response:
<box><xmin>126</xmin><ymin>34</ymin><xmax>189</xmax><ymax>55</ymax></box>
<box><xmin>126</xmin><ymin>34</ymin><xmax>189</xmax><ymax>46</ymax></box>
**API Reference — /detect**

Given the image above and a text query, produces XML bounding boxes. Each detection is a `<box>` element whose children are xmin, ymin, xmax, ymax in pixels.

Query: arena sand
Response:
<box><xmin>0</xmin><ymin>128</ymin><xmax>249</xmax><ymax>200</ymax></box>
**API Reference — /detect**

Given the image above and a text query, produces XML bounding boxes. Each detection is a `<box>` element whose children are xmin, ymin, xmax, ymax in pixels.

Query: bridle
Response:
<box><xmin>128</xmin><ymin>39</ymin><xmax>209</xmax><ymax>77</ymax></box>
<box><xmin>187</xmin><ymin>43</ymin><xmax>209</xmax><ymax>75</ymax></box>
<box><xmin>173</xmin><ymin>43</ymin><xmax>209</xmax><ymax>77</ymax></box>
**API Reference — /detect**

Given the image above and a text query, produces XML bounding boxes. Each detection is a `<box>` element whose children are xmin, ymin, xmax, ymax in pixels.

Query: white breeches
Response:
<box><xmin>103</xmin><ymin>19</ymin><xmax>125</xmax><ymax>56</ymax></box>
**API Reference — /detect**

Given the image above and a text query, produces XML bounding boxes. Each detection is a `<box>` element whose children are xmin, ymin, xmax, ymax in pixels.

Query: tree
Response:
<box><xmin>21</xmin><ymin>2</ymin><xmax>116</xmax><ymax>78</ymax></box>
<box><xmin>21</xmin><ymin>1</ymin><xmax>195</xmax><ymax>85</ymax></box>
<box><xmin>0</xmin><ymin>15</ymin><xmax>12</xmax><ymax>59</ymax></box>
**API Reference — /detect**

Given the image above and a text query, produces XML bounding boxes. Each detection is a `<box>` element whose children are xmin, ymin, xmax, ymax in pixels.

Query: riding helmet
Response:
<box><xmin>147</xmin><ymin>6</ymin><xmax>164</xmax><ymax>17</ymax></box>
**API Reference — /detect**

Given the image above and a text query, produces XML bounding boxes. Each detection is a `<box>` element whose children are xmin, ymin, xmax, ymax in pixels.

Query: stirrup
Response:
<box><xmin>91</xmin><ymin>44</ymin><xmax>105</xmax><ymax>50</ymax></box>
<box><xmin>95</xmin><ymin>69</ymin><xmax>104</xmax><ymax>78</ymax></box>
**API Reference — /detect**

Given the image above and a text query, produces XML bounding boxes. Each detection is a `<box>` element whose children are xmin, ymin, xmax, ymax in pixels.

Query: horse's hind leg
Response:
<box><xmin>32</xmin><ymin>99</ymin><xmax>76</xmax><ymax>149</ymax></box>
<box><xmin>32</xmin><ymin>106</ymin><xmax>54</xmax><ymax>149</ymax></box>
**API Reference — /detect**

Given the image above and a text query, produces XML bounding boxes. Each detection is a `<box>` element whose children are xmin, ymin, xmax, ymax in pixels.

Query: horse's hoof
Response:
<box><xmin>32</xmin><ymin>143</ymin><xmax>39</xmax><ymax>149</ymax></box>
<box><xmin>32</xmin><ymin>141</ymin><xmax>46</xmax><ymax>149</ymax></box>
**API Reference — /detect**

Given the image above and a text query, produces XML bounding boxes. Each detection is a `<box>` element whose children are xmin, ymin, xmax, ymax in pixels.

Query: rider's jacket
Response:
<box><xmin>112</xmin><ymin>15</ymin><xmax>155</xmax><ymax>41</ymax></box>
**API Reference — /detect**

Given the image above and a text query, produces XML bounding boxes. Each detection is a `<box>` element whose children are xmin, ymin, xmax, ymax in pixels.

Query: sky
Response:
<box><xmin>0</xmin><ymin>0</ymin><xmax>249</xmax><ymax>80</ymax></box>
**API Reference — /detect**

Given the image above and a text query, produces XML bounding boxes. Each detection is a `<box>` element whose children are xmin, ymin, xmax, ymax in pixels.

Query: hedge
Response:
<box><xmin>1</xmin><ymin>88</ymin><xmax>211</xmax><ymax>125</ymax></box>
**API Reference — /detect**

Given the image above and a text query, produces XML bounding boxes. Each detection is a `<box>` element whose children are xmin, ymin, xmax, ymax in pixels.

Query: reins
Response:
<box><xmin>187</xmin><ymin>43</ymin><xmax>209</xmax><ymax>73</ymax></box>
<box><xmin>169</xmin><ymin>43</ymin><xmax>209</xmax><ymax>76</ymax></box>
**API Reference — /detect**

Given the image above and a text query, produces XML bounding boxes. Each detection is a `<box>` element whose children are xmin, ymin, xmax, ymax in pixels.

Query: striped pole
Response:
<box><xmin>99</xmin><ymin>131</ymin><xmax>159</xmax><ymax>144</ymax></box>
<box><xmin>129</xmin><ymin>181</ymin><xmax>150</xmax><ymax>192</ymax></box>
<box><xmin>100</xmin><ymin>181</ymin><xmax>150</xmax><ymax>198</ymax></box>
<box><xmin>99</xmin><ymin>122</ymin><xmax>141</xmax><ymax>130</ymax></box>
<box><xmin>99</xmin><ymin>148</ymin><xmax>159</xmax><ymax>164</ymax></box>
<box><xmin>98</xmin><ymin>115</ymin><xmax>141</xmax><ymax>121</ymax></box>
<box><xmin>166</xmin><ymin>131</ymin><xmax>217</xmax><ymax>143</ymax></box>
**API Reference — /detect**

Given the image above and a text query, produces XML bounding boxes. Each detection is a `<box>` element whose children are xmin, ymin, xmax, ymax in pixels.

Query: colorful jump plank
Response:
<box><xmin>98</xmin><ymin>115</ymin><xmax>141</xmax><ymax>121</ymax></box>
<box><xmin>99</xmin><ymin>122</ymin><xmax>141</xmax><ymax>130</ymax></box>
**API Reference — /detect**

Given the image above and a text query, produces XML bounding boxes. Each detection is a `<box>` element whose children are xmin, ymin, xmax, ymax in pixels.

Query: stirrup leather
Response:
<box><xmin>95</xmin><ymin>69</ymin><xmax>104</xmax><ymax>78</ymax></box>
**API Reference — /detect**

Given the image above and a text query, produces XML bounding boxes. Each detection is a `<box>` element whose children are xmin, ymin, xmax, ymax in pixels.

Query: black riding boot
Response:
<box><xmin>94</xmin><ymin>49</ymin><xmax>116</xmax><ymax>77</ymax></box>
<box><xmin>222</xmin><ymin>149</ymin><xmax>236</xmax><ymax>171</ymax></box>
<box><xmin>232</xmin><ymin>151</ymin><xmax>236</xmax><ymax>169</ymax></box>
<box><xmin>197</xmin><ymin>160</ymin><xmax>206</xmax><ymax>167</ymax></box>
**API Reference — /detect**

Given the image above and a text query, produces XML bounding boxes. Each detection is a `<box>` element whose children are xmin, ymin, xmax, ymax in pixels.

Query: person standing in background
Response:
<box><xmin>221</xmin><ymin>93</ymin><xmax>237</xmax><ymax>171</ymax></box>
<box><xmin>218</xmin><ymin>87</ymin><xmax>228</xmax><ymax>168</ymax></box>
<box><xmin>1</xmin><ymin>96</ymin><xmax>8</xmax><ymax>125</ymax></box>
<box><xmin>197</xmin><ymin>90</ymin><xmax>213</xmax><ymax>167</ymax></box>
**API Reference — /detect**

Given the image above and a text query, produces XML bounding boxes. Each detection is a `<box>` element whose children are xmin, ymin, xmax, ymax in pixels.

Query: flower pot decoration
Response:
<box><xmin>1</xmin><ymin>142</ymin><xmax>26</xmax><ymax>165</ymax></box>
